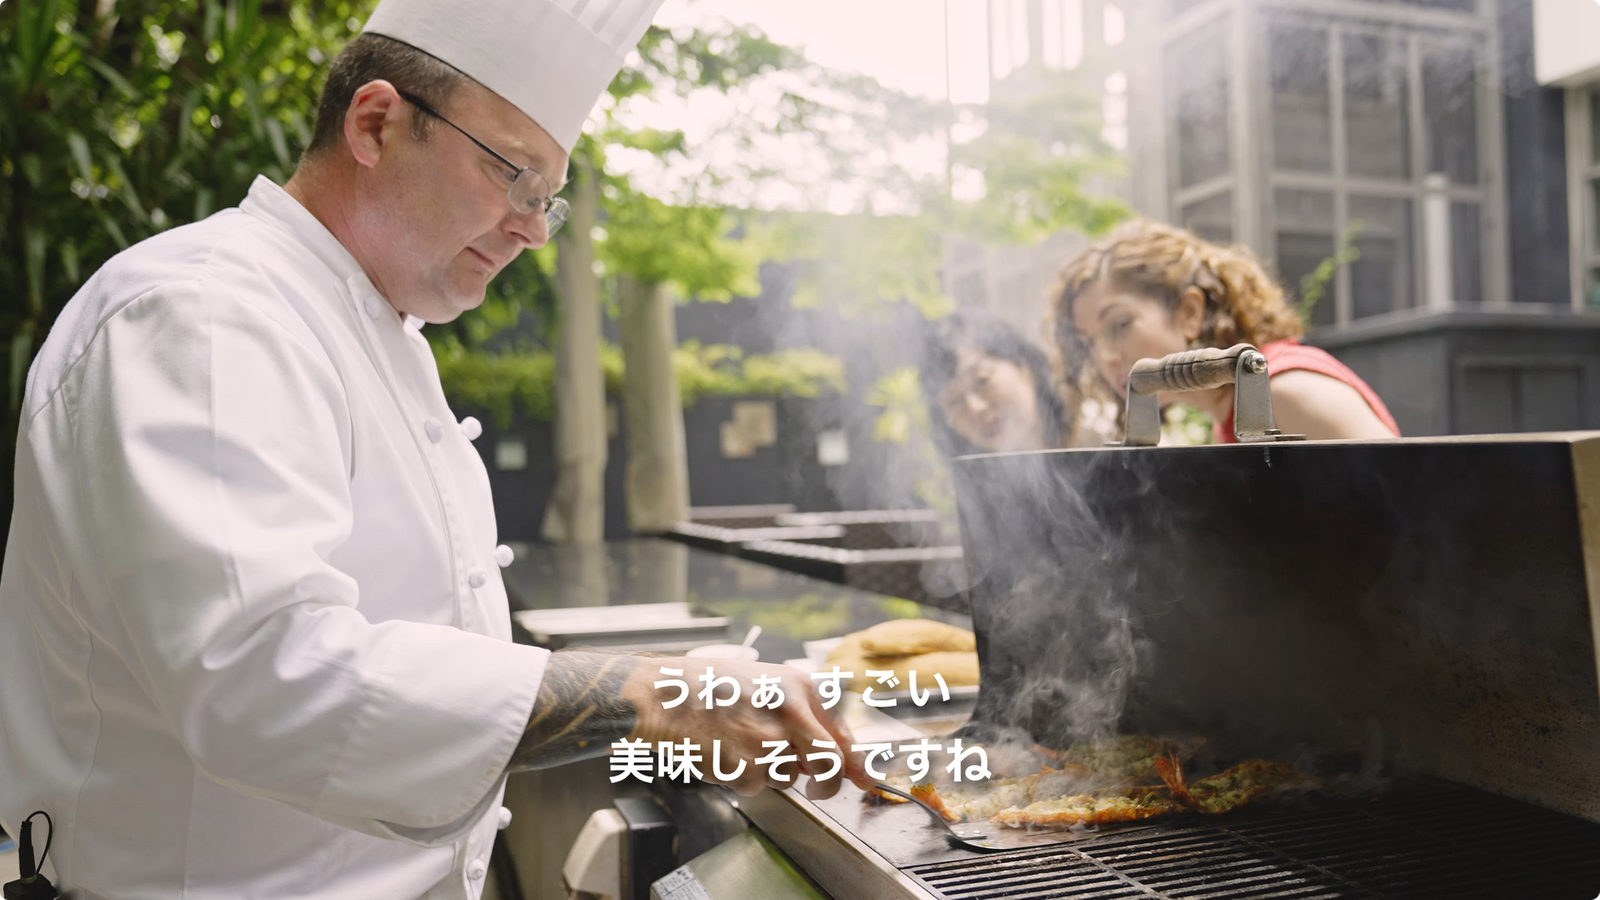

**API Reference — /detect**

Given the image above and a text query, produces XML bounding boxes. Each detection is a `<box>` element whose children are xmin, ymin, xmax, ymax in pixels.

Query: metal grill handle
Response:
<box><xmin>1129</xmin><ymin>343</ymin><xmax>1255</xmax><ymax>395</ymax></box>
<box><xmin>1118</xmin><ymin>343</ymin><xmax>1304</xmax><ymax>446</ymax></box>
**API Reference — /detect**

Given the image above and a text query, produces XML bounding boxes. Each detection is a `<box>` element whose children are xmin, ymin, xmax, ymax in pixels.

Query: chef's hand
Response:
<box><xmin>625</xmin><ymin>658</ymin><xmax>873</xmax><ymax>800</ymax></box>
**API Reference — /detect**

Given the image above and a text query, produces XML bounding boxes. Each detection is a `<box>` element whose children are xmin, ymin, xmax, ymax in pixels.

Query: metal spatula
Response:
<box><xmin>870</xmin><ymin>781</ymin><xmax>1011</xmax><ymax>853</ymax></box>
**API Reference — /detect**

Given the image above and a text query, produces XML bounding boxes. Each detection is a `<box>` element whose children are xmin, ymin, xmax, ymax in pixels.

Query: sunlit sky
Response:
<box><xmin>655</xmin><ymin>0</ymin><xmax>994</xmax><ymax>104</ymax></box>
<box><xmin>610</xmin><ymin>1</ymin><xmax>1120</xmax><ymax>213</ymax></box>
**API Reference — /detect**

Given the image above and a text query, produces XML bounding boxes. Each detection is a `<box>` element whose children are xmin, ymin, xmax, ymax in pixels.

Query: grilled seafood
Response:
<box><xmin>1047</xmin><ymin>734</ymin><xmax>1208</xmax><ymax>781</ymax></box>
<box><xmin>868</xmin><ymin>734</ymin><xmax>1203</xmax><ymax>816</ymax></box>
<box><xmin>989</xmin><ymin>788</ymin><xmax>1182</xmax><ymax>827</ymax></box>
<box><xmin>910</xmin><ymin>783</ymin><xmax>960</xmax><ymax>821</ymax></box>
<box><xmin>924</xmin><ymin>770</ymin><xmax>1052</xmax><ymax>822</ymax></box>
<box><xmin>1155</xmin><ymin>753</ymin><xmax>1319</xmax><ymax>815</ymax></box>
<box><xmin>876</xmin><ymin>736</ymin><xmax>1317</xmax><ymax>831</ymax></box>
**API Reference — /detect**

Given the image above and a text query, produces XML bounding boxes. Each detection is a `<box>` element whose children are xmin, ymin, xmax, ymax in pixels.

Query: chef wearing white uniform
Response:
<box><xmin>0</xmin><ymin>1</ymin><xmax>677</xmax><ymax>896</ymax></box>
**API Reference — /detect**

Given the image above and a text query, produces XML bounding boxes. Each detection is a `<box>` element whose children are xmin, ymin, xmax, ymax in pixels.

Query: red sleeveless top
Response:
<box><xmin>1215</xmin><ymin>340</ymin><xmax>1400</xmax><ymax>443</ymax></box>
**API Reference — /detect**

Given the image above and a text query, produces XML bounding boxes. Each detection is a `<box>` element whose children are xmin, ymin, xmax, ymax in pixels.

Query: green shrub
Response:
<box><xmin>435</xmin><ymin>339</ymin><xmax>846</xmax><ymax>428</ymax></box>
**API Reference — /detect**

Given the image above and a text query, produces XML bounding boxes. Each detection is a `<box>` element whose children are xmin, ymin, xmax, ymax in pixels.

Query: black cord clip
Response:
<box><xmin>3</xmin><ymin>810</ymin><xmax>58</xmax><ymax>900</ymax></box>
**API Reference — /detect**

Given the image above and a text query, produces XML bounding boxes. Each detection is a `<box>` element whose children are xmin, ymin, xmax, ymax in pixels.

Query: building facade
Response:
<box><xmin>955</xmin><ymin>0</ymin><xmax>1600</xmax><ymax>435</ymax></box>
<box><xmin>1126</xmin><ymin>0</ymin><xmax>1600</xmax><ymax>435</ymax></box>
<box><xmin>1535</xmin><ymin>0</ymin><xmax>1600</xmax><ymax>309</ymax></box>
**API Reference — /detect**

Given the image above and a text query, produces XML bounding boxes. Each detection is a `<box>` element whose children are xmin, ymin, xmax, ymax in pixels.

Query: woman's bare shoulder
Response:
<box><xmin>1268</xmin><ymin>369</ymin><xmax>1396</xmax><ymax>441</ymax></box>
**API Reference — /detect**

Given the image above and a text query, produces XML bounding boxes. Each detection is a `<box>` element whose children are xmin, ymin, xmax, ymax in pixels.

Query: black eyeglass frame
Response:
<box><xmin>397</xmin><ymin>89</ymin><xmax>570</xmax><ymax>234</ymax></box>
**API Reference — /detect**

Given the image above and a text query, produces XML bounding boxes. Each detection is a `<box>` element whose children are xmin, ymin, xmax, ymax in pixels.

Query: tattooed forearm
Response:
<box><xmin>510</xmin><ymin>651</ymin><xmax>640</xmax><ymax>770</ymax></box>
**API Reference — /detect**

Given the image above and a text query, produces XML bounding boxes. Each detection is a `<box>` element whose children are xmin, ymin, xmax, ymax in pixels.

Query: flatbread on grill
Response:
<box><xmin>826</xmin><ymin>630</ymin><xmax>980</xmax><ymax>692</ymax></box>
<box><xmin>855</xmin><ymin>619</ymin><xmax>976</xmax><ymax>656</ymax></box>
<box><xmin>880</xmin><ymin>651</ymin><xmax>980</xmax><ymax>689</ymax></box>
<box><xmin>825</xmin><ymin>632</ymin><xmax>867</xmax><ymax>671</ymax></box>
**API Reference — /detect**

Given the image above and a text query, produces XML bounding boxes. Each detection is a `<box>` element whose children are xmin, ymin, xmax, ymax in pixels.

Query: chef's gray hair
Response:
<box><xmin>304</xmin><ymin>34</ymin><xmax>472</xmax><ymax>160</ymax></box>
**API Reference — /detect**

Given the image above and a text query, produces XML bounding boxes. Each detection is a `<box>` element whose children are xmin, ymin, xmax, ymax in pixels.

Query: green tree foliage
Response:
<box><xmin>0</xmin><ymin>0</ymin><xmax>374</xmax><ymax>532</ymax></box>
<box><xmin>594</xmin><ymin>181</ymin><xmax>760</xmax><ymax>300</ymax></box>
<box><xmin>865</xmin><ymin>366</ymin><xmax>954</xmax><ymax>516</ymax></box>
<box><xmin>772</xmin><ymin>213</ymin><xmax>954</xmax><ymax>320</ymax></box>
<box><xmin>0</xmin><ymin>0</ymin><xmax>839</xmax><ymax>459</ymax></box>
<box><xmin>427</xmin><ymin>21</ymin><xmax>838</xmax><ymax>424</ymax></box>
<box><xmin>674</xmin><ymin>340</ymin><xmax>844</xmax><ymax>405</ymax></box>
<box><xmin>433</xmin><ymin>338</ymin><xmax>845</xmax><ymax>429</ymax></box>
<box><xmin>586</xmin><ymin>21</ymin><xmax>802</xmax><ymax>301</ymax></box>
<box><xmin>936</xmin><ymin>70</ymin><xmax>1129</xmax><ymax>245</ymax></box>
<box><xmin>738</xmin><ymin>65</ymin><xmax>1129</xmax><ymax>321</ymax></box>
<box><xmin>2</xmin><ymin>2</ymin><xmax>1129</xmax><ymax>536</ymax></box>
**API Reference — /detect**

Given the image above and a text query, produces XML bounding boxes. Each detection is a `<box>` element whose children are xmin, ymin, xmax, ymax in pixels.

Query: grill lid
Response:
<box><xmin>951</xmin><ymin>435</ymin><xmax>1600</xmax><ymax>821</ymax></box>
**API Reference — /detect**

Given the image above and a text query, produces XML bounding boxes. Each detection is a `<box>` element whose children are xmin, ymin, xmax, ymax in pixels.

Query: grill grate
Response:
<box><xmin>906</xmin><ymin>786</ymin><xmax>1600</xmax><ymax>899</ymax></box>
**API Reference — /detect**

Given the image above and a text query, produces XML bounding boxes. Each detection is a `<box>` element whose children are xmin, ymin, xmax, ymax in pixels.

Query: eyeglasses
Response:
<box><xmin>397</xmin><ymin>90</ymin><xmax>571</xmax><ymax>236</ymax></box>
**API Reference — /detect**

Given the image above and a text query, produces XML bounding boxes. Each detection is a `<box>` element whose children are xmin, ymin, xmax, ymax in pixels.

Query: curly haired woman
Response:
<box><xmin>1048</xmin><ymin>219</ymin><xmax>1399</xmax><ymax>443</ymax></box>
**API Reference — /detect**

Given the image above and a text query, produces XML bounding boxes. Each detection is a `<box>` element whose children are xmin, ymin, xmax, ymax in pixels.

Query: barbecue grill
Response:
<box><xmin>715</xmin><ymin>346</ymin><xmax>1600</xmax><ymax>900</ymax></box>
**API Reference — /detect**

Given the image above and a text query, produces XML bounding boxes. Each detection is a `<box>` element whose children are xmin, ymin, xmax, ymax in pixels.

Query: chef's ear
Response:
<box><xmin>343</xmin><ymin>80</ymin><xmax>406</xmax><ymax>169</ymax></box>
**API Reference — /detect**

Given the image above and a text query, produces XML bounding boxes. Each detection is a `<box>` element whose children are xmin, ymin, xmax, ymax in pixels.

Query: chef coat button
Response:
<box><xmin>497</xmin><ymin>806</ymin><xmax>513</xmax><ymax>830</ymax></box>
<box><xmin>468</xmin><ymin>569</ymin><xmax>487</xmax><ymax>589</ymax></box>
<box><xmin>424</xmin><ymin>418</ymin><xmax>444</xmax><ymax>443</ymax></box>
<box><xmin>363</xmin><ymin>295</ymin><xmax>384</xmax><ymax>319</ymax></box>
<box><xmin>459</xmin><ymin>416</ymin><xmax>483</xmax><ymax>441</ymax></box>
<box><xmin>494</xmin><ymin>544</ymin><xmax>515</xmax><ymax>568</ymax></box>
<box><xmin>466</xmin><ymin>859</ymin><xmax>487</xmax><ymax>880</ymax></box>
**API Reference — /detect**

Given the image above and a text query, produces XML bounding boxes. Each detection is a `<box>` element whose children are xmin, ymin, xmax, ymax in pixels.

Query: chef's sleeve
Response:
<box><xmin>68</xmin><ymin>281</ymin><xmax>548</xmax><ymax>845</ymax></box>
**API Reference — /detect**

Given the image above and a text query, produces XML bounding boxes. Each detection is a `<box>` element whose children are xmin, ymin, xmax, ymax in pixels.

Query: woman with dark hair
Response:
<box><xmin>920</xmin><ymin>311</ymin><xmax>1071</xmax><ymax>456</ymax></box>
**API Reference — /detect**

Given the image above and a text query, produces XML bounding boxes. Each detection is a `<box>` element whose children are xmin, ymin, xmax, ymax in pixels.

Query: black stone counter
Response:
<box><xmin>495</xmin><ymin>538</ymin><xmax>973</xmax><ymax>899</ymax></box>
<box><xmin>500</xmin><ymin>538</ymin><xmax>971</xmax><ymax>664</ymax></box>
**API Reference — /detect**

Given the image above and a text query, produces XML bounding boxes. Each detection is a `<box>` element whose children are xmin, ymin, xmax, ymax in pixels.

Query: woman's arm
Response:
<box><xmin>1268</xmin><ymin>370</ymin><xmax>1398</xmax><ymax>441</ymax></box>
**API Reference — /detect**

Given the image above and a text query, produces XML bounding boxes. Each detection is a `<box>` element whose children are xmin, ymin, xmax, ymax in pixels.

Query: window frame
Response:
<box><xmin>1144</xmin><ymin>0</ymin><xmax>1507</xmax><ymax>328</ymax></box>
<box><xmin>1565</xmin><ymin>86</ymin><xmax>1600</xmax><ymax>310</ymax></box>
<box><xmin>1254</xmin><ymin>10</ymin><xmax>1503</xmax><ymax>323</ymax></box>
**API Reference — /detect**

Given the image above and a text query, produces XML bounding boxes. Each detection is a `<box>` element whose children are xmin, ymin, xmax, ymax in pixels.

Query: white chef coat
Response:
<box><xmin>0</xmin><ymin>176</ymin><xmax>551</xmax><ymax>899</ymax></box>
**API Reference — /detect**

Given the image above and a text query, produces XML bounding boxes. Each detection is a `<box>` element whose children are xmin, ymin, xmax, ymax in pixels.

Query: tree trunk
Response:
<box><xmin>617</xmin><ymin>275</ymin><xmax>689</xmax><ymax>531</ymax></box>
<box><xmin>541</xmin><ymin>163</ymin><xmax>607</xmax><ymax>545</ymax></box>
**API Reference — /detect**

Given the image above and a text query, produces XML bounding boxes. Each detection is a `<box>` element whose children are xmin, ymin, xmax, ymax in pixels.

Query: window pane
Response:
<box><xmin>1422</xmin><ymin>42</ymin><xmax>1480</xmax><ymax>185</ymax></box>
<box><xmin>1590</xmin><ymin>91</ymin><xmax>1600</xmax><ymax>164</ymax></box>
<box><xmin>1270</xmin><ymin>23</ymin><xmax>1332</xmax><ymax>172</ymax></box>
<box><xmin>1181</xmin><ymin>192</ymin><xmax>1234</xmax><ymax>243</ymax></box>
<box><xmin>1350</xmin><ymin>195</ymin><xmax>1415</xmax><ymax>317</ymax></box>
<box><xmin>1367</xmin><ymin>0</ymin><xmax>1475</xmax><ymax>9</ymax></box>
<box><xmin>1451</xmin><ymin>202</ymin><xmax>1482</xmax><ymax>306</ymax></box>
<box><xmin>1592</xmin><ymin>179</ymin><xmax>1600</xmax><ymax>256</ymax></box>
<box><xmin>1274</xmin><ymin>189</ymin><xmax>1337</xmax><ymax>327</ymax></box>
<box><xmin>1344</xmin><ymin>33</ymin><xmax>1411</xmax><ymax>180</ymax></box>
<box><xmin>1166</xmin><ymin>18</ymin><xmax>1231</xmax><ymax>189</ymax></box>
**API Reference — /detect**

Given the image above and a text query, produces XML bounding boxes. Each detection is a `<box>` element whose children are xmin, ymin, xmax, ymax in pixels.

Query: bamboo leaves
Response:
<box><xmin>22</xmin><ymin>225</ymin><xmax>45</xmax><ymax>316</ymax></box>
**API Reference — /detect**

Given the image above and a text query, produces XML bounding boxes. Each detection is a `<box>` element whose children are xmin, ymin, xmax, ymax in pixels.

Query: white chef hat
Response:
<box><xmin>362</xmin><ymin>0</ymin><xmax>668</xmax><ymax>153</ymax></box>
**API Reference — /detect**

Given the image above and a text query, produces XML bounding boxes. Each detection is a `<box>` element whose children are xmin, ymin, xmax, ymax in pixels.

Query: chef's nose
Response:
<box><xmin>505</xmin><ymin>204</ymin><xmax>549</xmax><ymax>250</ymax></box>
<box><xmin>964</xmin><ymin>391</ymin><xmax>989</xmax><ymax>414</ymax></box>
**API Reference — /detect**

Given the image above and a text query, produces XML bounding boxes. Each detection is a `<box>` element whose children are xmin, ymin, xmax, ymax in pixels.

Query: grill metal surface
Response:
<box><xmin>905</xmin><ymin>787</ymin><xmax>1600</xmax><ymax>899</ymax></box>
<box><xmin>738</xmin><ymin>436</ymin><xmax>1600</xmax><ymax>900</ymax></box>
